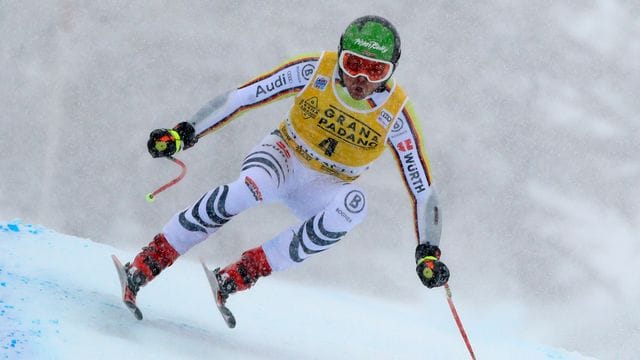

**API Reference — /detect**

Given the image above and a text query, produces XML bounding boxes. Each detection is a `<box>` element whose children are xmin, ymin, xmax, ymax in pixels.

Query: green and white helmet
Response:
<box><xmin>339</xmin><ymin>15</ymin><xmax>401</xmax><ymax>71</ymax></box>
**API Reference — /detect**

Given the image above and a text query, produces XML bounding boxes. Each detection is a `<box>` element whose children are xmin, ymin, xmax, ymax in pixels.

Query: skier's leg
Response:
<box><xmin>162</xmin><ymin>130</ymin><xmax>292</xmax><ymax>254</ymax></box>
<box><xmin>264</xmin><ymin>183</ymin><xmax>368</xmax><ymax>271</ymax></box>
<box><xmin>216</xmin><ymin>183</ymin><xmax>367</xmax><ymax>295</ymax></box>
<box><xmin>124</xmin><ymin>181</ymin><xmax>262</xmax><ymax>296</ymax></box>
<box><xmin>125</xmin><ymin>131</ymin><xmax>291</xmax><ymax>297</ymax></box>
<box><xmin>160</xmin><ymin>181</ymin><xmax>258</xmax><ymax>255</ymax></box>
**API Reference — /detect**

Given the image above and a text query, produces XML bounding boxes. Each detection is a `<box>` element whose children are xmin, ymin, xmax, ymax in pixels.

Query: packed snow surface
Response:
<box><xmin>0</xmin><ymin>220</ymin><xmax>597</xmax><ymax>359</ymax></box>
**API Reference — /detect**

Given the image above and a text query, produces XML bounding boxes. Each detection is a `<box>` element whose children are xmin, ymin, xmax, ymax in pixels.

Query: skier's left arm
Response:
<box><xmin>387</xmin><ymin>100</ymin><xmax>450</xmax><ymax>288</ymax></box>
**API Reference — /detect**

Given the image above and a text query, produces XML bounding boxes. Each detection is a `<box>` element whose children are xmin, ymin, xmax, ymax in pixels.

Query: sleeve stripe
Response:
<box><xmin>238</xmin><ymin>56</ymin><xmax>319</xmax><ymax>89</ymax></box>
<box><xmin>402</xmin><ymin>107</ymin><xmax>433</xmax><ymax>186</ymax></box>
<box><xmin>388</xmin><ymin>141</ymin><xmax>421</xmax><ymax>243</ymax></box>
<box><xmin>197</xmin><ymin>86</ymin><xmax>303</xmax><ymax>138</ymax></box>
<box><xmin>198</xmin><ymin>86</ymin><xmax>303</xmax><ymax>137</ymax></box>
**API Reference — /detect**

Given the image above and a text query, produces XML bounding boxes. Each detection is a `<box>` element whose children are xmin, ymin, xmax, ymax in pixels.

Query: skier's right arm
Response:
<box><xmin>147</xmin><ymin>54</ymin><xmax>320</xmax><ymax>158</ymax></box>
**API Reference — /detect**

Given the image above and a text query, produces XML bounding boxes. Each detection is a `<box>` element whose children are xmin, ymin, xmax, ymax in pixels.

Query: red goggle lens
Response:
<box><xmin>339</xmin><ymin>51</ymin><xmax>393</xmax><ymax>83</ymax></box>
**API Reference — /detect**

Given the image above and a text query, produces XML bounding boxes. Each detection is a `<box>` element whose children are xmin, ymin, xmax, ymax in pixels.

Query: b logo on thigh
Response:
<box><xmin>344</xmin><ymin>190</ymin><xmax>366</xmax><ymax>214</ymax></box>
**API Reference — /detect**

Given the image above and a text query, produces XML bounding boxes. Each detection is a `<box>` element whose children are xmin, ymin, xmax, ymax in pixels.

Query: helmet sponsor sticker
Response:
<box><xmin>354</xmin><ymin>38</ymin><xmax>389</xmax><ymax>53</ymax></box>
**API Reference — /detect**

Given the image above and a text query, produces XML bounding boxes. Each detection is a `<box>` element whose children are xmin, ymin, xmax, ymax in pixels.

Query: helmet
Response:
<box><xmin>339</xmin><ymin>15</ymin><xmax>401</xmax><ymax>69</ymax></box>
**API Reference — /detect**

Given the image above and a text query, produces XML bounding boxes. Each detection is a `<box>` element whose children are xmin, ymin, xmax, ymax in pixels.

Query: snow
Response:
<box><xmin>1</xmin><ymin>220</ymin><xmax>597</xmax><ymax>360</ymax></box>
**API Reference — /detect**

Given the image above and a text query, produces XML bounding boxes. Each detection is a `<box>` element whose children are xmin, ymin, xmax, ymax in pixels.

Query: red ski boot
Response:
<box><xmin>112</xmin><ymin>233</ymin><xmax>179</xmax><ymax>320</ymax></box>
<box><xmin>202</xmin><ymin>246</ymin><xmax>272</xmax><ymax>328</ymax></box>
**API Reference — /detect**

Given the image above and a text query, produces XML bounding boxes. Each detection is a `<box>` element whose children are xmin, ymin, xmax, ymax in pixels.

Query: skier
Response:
<box><xmin>117</xmin><ymin>15</ymin><xmax>450</xmax><ymax>323</ymax></box>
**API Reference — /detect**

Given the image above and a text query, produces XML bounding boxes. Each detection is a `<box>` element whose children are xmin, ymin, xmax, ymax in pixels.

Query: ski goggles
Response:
<box><xmin>338</xmin><ymin>50</ymin><xmax>394</xmax><ymax>83</ymax></box>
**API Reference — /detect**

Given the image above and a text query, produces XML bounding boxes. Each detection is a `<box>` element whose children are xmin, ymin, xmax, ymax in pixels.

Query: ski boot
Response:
<box><xmin>202</xmin><ymin>246</ymin><xmax>272</xmax><ymax>328</ymax></box>
<box><xmin>112</xmin><ymin>233</ymin><xmax>179</xmax><ymax>320</ymax></box>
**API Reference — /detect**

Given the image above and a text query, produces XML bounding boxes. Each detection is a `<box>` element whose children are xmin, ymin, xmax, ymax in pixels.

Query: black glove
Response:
<box><xmin>415</xmin><ymin>243</ymin><xmax>450</xmax><ymax>288</ymax></box>
<box><xmin>147</xmin><ymin>122</ymin><xmax>197</xmax><ymax>158</ymax></box>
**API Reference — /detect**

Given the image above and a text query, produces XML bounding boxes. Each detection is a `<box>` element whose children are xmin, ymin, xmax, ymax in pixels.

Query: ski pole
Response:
<box><xmin>444</xmin><ymin>283</ymin><xmax>477</xmax><ymax>360</ymax></box>
<box><xmin>145</xmin><ymin>156</ymin><xmax>187</xmax><ymax>202</ymax></box>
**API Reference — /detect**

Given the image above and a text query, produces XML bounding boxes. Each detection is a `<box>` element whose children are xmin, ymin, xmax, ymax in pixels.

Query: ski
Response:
<box><xmin>201</xmin><ymin>262</ymin><xmax>236</xmax><ymax>328</ymax></box>
<box><xmin>111</xmin><ymin>254</ymin><xmax>143</xmax><ymax>320</ymax></box>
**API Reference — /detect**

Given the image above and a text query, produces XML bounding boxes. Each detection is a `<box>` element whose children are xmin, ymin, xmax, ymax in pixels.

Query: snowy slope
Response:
<box><xmin>0</xmin><ymin>220</ymin><xmax>596</xmax><ymax>360</ymax></box>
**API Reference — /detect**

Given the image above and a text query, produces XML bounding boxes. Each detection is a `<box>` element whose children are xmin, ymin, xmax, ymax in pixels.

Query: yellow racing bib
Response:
<box><xmin>280</xmin><ymin>51</ymin><xmax>407</xmax><ymax>180</ymax></box>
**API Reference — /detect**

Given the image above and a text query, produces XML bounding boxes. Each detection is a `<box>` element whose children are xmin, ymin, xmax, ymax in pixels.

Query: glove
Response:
<box><xmin>415</xmin><ymin>243</ymin><xmax>450</xmax><ymax>288</ymax></box>
<box><xmin>147</xmin><ymin>122</ymin><xmax>197</xmax><ymax>158</ymax></box>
